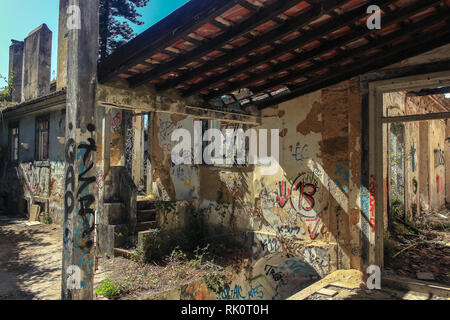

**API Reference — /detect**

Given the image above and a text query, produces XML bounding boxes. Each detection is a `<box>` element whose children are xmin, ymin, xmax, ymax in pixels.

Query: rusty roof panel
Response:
<box><xmin>283</xmin><ymin>1</ymin><xmax>312</xmax><ymax>17</ymax></box>
<box><xmin>253</xmin><ymin>20</ymin><xmax>279</xmax><ymax>35</ymax></box>
<box><xmin>194</xmin><ymin>23</ymin><xmax>224</xmax><ymax>39</ymax></box>
<box><xmin>219</xmin><ymin>4</ymin><xmax>253</xmax><ymax>24</ymax></box>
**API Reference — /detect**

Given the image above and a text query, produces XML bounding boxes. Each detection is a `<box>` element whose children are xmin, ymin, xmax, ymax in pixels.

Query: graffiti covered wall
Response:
<box><xmin>152</xmin><ymin>78</ymin><xmax>362</xmax><ymax>276</ymax></box>
<box><xmin>0</xmin><ymin>109</ymin><xmax>66</xmax><ymax>224</ymax></box>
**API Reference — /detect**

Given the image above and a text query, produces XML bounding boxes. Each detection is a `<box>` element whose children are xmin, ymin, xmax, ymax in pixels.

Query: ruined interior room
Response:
<box><xmin>0</xmin><ymin>0</ymin><xmax>449</xmax><ymax>301</ymax></box>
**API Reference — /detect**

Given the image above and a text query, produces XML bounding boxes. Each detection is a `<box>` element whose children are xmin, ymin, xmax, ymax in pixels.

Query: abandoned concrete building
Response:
<box><xmin>0</xmin><ymin>0</ymin><xmax>449</xmax><ymax>300</ymax></box>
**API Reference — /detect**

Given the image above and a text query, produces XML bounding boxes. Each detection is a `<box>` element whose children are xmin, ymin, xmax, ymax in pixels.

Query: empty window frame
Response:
<box><xmin>35</xmin><ymin>115</ymin><xmax>49</xmax><ymax>161</ymax></box>
<box><xmin>9</xmin><ymin>123</ymin><xmax>19</xmax><ymax>162</ymax></box>
<box><xmin>201</xmin><ymin>119</ymin><xmax>248</xmax><ymax>167</ymax></box>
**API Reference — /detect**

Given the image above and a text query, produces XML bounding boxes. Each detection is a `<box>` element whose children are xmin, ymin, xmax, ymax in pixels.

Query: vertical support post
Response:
<box><xmin>146</xmin><ymin>112</ymin><xmax>153</xmax><ymax>194</ymax></box>
<box><xmin>62</xmin><ymin>0</ymin><xmax>99</xmax><ymax>300</ymax></box>
<box><xmin>96</xmin><ymin>107</ymin><xmax>110</xmax><ymax>227</ymax></box>
<box><xmin>133</xmin><ymin>112</ymin><xmax>143</xmax><ymax>188</ymax></box>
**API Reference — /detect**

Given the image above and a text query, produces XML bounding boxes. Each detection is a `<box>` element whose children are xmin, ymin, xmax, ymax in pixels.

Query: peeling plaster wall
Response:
<box><xmin>429</xmin><ymin>119</ymin><xmax>446</xmax><ymax>210</ymax></box>
<box><xmin>253</xmin><ymin>77</ymin><xmax>362</xmax><ymax>272</ymax></box>
<box><xmin>152</xmin><ymin>112</ymin><xmax>199</xmax><ymax>202</ymax></box>
<box><xmin>110</xmin><ymin>108</ymin><xmax>124</xmax><ymax>166</ymax></box>
<box><xmin>151</xmin><ymin>78</ymin><xmax>362</xmax><ymax>279</ymax></box>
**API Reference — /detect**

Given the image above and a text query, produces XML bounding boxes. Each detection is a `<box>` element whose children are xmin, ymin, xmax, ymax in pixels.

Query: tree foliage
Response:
<box><xmin>0</xmin><ymin>72</ymin><xmax>14</xmax><ymax>103</ymax></box>
<box><xmin>99</xmin><ymin>0</ymin><xmax>150</xmax><ymax>60</ymax></box>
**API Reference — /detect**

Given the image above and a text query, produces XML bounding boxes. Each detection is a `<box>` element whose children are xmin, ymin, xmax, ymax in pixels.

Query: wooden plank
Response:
<box><xmin>29</xmin><ymin>204</ymin><xmax>41</xmax><ymax>222</ymax></box>
<box><xmin>382</xmin><ymin>276</ymin><xmax>450</xmax><ymax>298</ymax></box>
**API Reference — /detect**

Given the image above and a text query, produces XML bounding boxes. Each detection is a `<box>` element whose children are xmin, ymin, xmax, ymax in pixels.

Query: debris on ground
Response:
<box><xmin>384</xmin><ymin>208</ymin><xmax>450</xmax><ymax>285</ymax></box>
<box><xmin>94</xmin><ymin>247</ymin><xmax>250</xmax><ymax>300</ymax></box>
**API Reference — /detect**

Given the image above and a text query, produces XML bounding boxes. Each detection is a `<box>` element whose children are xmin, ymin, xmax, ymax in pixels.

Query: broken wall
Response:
<box><xmin>253</xmin><ymin>77</ymin><xmax>362</xmax><ymax>273</ymax></box>
<box><xmin>150</xmin><ymin>77</ymin><xmax>363</xmax><ymax>286</ymax></box>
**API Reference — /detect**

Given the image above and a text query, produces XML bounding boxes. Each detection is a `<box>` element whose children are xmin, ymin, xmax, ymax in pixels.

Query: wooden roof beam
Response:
<box><xmin>201</xmin><ymin>0</ymin><xmax>443</xmax><ymax>99</ymax></box>
<box><xmin>98</xmin><ymin>0</ymin><xmax>238</xmax><ymax>82</ymax></box>
<box><xmin>248</xmin><ymin>13</ymin><xmax>449</xmax><ymax>97</ymax></box>
<box><xmin>254</xmin><ymin>27</ymin><xmax>450</xmax><ymax>109</ymax></box>
<box><xmin>127</xmin><ymin>0</ymin><xmax>336</xmax><ymax>87</ymax></box>
<box><xmin>161</xmin><ymin>0</ymin><xmax>397</xmax><ymax>93</ymax></box>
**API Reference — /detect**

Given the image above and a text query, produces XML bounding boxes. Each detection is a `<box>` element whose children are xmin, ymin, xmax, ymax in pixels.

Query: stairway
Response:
<box><xmin>136</xmin><ymin>199</ymin><xmax>158</xmax><ymax>231</ymax></box>
<box><xmin>113</xmin><ymin>198</ymin><xmax>159</xmax><ymax>258</ymax></box>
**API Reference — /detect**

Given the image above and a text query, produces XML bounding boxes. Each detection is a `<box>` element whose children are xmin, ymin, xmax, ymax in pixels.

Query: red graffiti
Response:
<box><xmin>436</xmin><ymin>175</ymin><xmax>443</xmax><ymax>193</ymax></box>
<box><xmin>307</xmin><ymin>221</ymin><xmax>321</xmax><ymax>240</ymax></box>
<box><xmin>292</xmin><ymin>182</ymin><xmax>316</xmax><ymax>211</ymax></box>
<box><xmin>162</xmin><ymin>143</ymin><xmax>172</xmax><ymax>153</ymax></box>
<box><xmin>111</xmin><ymin>111</ymin><xmax>122</xmax><ymax>131</ymax></box>
<box><xmin>276</xmin><ymin>181</ymin><xmax>291</xmax><ymax>208</ymax></box>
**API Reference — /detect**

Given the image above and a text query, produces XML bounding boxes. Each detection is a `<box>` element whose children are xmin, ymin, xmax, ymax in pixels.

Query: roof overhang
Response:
<box><xmin>0</xmin><ymin>90</ymin><xmax>66</xmax><ymax>121</ymax></box>
<box><xmin>98</xmin><ymin>0</ymin><xmax>450</xmax><ymax>110</ymax></box>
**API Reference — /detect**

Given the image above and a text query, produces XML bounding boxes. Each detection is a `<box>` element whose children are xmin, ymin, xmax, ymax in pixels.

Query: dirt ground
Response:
<box><xmin>384</xmin><ymin>208</ymin><xmax>450</xmax><ymax>285</ymax></box>
<box><xmin>0</xmin><ymin>217</ymin><xmax>62</xmax><ymax>300</ymax></box>
<box><xmin>0</xmin><ymin>209</ymin><xmax>448</xmax><ymax>301</ymax></box>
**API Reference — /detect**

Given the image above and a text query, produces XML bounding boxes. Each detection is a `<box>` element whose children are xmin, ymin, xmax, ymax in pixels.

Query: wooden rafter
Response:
<box><xmin>239</xmin><ymin>11</ymin><xmax>449</xmax><ymax>99</ymax></box>
<box><xmin>254</xmin><ymin>28</ymin><xmax>450</xmax><ymax>109</ymax></box>
<box><xmin>98</xmin><ymin>0</ymin><xmax>450</xmax><ymax>111</ymax></box>
<box><xmin>128</xmin><ymin>0</ymin><xmax>346</xmax><ymax>87</ymax></box>
<box><xmin>198</xmin><ymin>0</ymin><xmax>443</xmax><ymax>99</ymax></box>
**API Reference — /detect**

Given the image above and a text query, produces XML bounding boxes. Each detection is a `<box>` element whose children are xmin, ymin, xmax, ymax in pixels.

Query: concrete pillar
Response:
<box><xmin>146</xmin><ymin>112</ymin><xmax>153</xmax><ymax>193</ymax></box>
<box><xmin>57</xmin><ymin>0</ymin><xmax>70</xmax><ymax>90</ymax></box>
<box><xmin>21</xmin><ymin>24</ymin><xmax>52</xmax><ymax>102</ymax></box>
<box><xmin>132</xmin><ymin>112</ymin><xmax>143</xmax><ymax>187</ymax></box>
<box><xmin>96</xmin><ymin>107</ymin><xmax>111</xmax><ymax>226</ymax></box>
<box><xmin>419</xmin><ymin>121</ymin><xmax>430</xmax><ymax>211</ymax></box>
<box><xmin>445</xmin><ymin>120</ymin><xmax>450</xmax><ymax>205</ymax></box>
<box><xmin>62</xmin><ymin>0</ymin><xmax>99</xmax><ymax>300</ymax></box>
<box><xmin>9</xmin><ymin>40</ymin><xmax>24</xmax><ymax>103</ymax></box>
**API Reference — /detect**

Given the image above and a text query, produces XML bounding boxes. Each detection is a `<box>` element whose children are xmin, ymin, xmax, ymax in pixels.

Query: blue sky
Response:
<box><xmin>0</xmin><ymin>0</ymin><xmax>190</xmax><ymax>87</ymax></box>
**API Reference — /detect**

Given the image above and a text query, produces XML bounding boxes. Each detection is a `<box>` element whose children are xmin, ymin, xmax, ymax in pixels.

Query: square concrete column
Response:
<box><xmin>57</xmin><ymin>0</ymin><xmax>70</xmax><ymax>90</ymax></box>
<box><xmin>21</xmin><ymin>24</ymin><xmax>52</xmax><ymax>102</ymax></box>
<box><xmin>8</xmin><ymin>40</ymin><xmax>24</xmax><ymax>103</ymax></box>
<box><xmin>62</xmin><ymin>0</ymin><xmax>99</xmax><ymax>300</ymax></box>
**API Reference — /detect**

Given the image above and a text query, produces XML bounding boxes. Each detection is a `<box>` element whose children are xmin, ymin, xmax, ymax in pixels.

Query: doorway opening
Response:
<box><xmin>369</xmin><ymin>70</ymin><xmax>450</xmax><ymax>285</ymax></box>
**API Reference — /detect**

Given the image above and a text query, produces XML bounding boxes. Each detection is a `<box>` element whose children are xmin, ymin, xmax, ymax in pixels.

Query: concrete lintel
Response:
<box><xmin>97</xmin><ymin>83</ymin><xmax>261</xmax><ymax>125</ymax></box>
<box><xmin>382</xmin><ymin>112</ymin><xmax>450</xmax><ymax>123</ymax></box>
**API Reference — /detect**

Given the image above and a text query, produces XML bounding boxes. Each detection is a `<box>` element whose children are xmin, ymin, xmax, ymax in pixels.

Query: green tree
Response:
<box><xmin>0</xmin><ymin>72</ymin><xmax>14</xmax><ymax>103</ymax></box>
<box><xmin>99</xmin><ymin>0</ymin><xmax>150</xmax><ymax>60</ymax></box>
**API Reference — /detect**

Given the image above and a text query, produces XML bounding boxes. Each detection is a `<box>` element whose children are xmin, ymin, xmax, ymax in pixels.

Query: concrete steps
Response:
<box><xmin>136</xmin><ymin>221</ymin><xmax>158</xmax><ymax>232</ymax></box>
<box><xmin>113</xmin><ymin>198</ymin><xmax>160</xmax><ymax>259</ymax></box>
<box><xmin>137</xmin><ymin>209</ymin><xmax>156</xmax><ymax>222</ymax></box>
<box><xmin>136</xmin><ymin>199</ymin><xmax>157</xmax><ymax>230</ymax></box>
